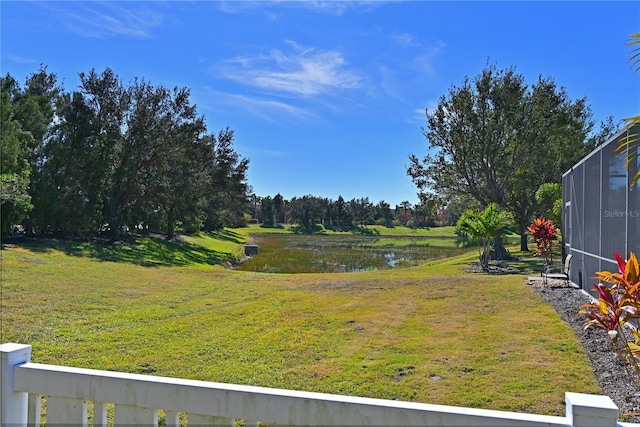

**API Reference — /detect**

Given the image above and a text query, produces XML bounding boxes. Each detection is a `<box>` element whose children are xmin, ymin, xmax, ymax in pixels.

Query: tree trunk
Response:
<box><xmin>167</xmin><ymin>209</ymin><xmax>175</xmax><ymax>240</ymax></box>
<box><xmin>490</xmin><ymin>237</ymin><xmax>518</xmax><ymax>261</ymax></box>
<box><xmin>481</xmin><ymin>238</ymin><xmax>490</xmax><ymax>270</ymax></box>
<box><xmin>520</xmin><ymin>229</ymin><xmax>529</xmax><ymax>252</ymax></box>
<box><xmin>109</xmin><ymin>207</ymin><xmax>121</xmax><ymax>241</ymax></box>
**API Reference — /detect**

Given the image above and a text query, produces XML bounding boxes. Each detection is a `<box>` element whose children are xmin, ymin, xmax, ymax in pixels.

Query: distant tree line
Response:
<box><xmin>249</xmin><ymin>193</ymin><xmax>449</xmax><ymax>232</ymax></box>
<box><xmin>1</xmin><ymin>66</ymin><xmax>250</xmax><ymax>240</ymax></box>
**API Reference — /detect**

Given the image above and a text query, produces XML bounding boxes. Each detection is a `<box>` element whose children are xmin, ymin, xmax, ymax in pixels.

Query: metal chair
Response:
<box><xmin>541</xmin><ymin>253</ymin><xmax>573</xmax><ymax>287</ymax></box>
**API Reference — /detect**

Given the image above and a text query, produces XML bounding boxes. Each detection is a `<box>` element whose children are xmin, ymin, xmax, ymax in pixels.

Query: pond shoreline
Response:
<box><xmin>234</xmin><ymin>232</ymin><xmax>468</xmax><ymax>273</ymax></box>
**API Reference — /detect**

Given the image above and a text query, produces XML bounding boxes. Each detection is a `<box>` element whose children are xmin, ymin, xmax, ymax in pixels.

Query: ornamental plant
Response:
<box><xmin>456</xmin><ymin>203</ymin><xmax>511</xmax><ymax>271</ymax></box>
<box><xmin>527</xmin><ymin>217</ymin><xmax>559</xmax><ymax>266</ymax></box>
<box><xmin>579</xmin><ymin>252</ymin><xmax>640</xmax><ymax>382</ymax></box>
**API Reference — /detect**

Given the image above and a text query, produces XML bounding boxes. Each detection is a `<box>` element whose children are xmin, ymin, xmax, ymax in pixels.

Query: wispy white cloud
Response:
<box><xmin>376</xmin><ymin>63</ymin><xmax>402</xmax><ymax>100</ymax></box>
<box><xmin>406</xmin><ymin>99</ymin><xmax>438</xmax><ymax>125</ymax></box>
<box><xmin>42</xmin><ymin>2</ymin><xmax>167</xmax><ymax>39</ymax></box>
<box><xmin>217</xmin><ymin>1</ymin><xmax>393</xmax><ymax>16</ymax></box>
<box><xmin>201</xmin><ymin>88</ymin><xmax>318</xmax><ymax>124</ymax></box>
<box><xmin>407</xmin><ymin>99</ymin><xmax>440</xmax><ymax>126</ymax></box>
<box><xmin>216</xmin><ymin>1</ymin><xmax>264</xmax><ymax>14</ymax></box>
<box><xmin>411</xmin><ymin>41</ymin><xmax>446</xmax><ymax>78</ymax></box>
<box><xmin>373</xmin><ymin>37</ymin><xmax>445</xmax><ymax>104</ymax></box>
<box><xmin>216</xmin><ymin>40</ymin><xmax>361</xmax><ymax>96</ymax></box>
<box><xmin>391</xmin><ymin>32</ymin><xmax>417</xmax><ymax>48</ymax></box>
<box><xmin>424</xmin><ymin>99</ymin><xmax>439</xmax><ymax>113</ymax></box>
<box><xmin>243</xmin><ymin>147</ymin><xmax>286</xmax><ymax>158</ymax></box>
<box><xmin>4</xmin><ymin>54</ymin><xmax>39</xmax><ymax>64</ymax></box>
<box><xmin>282</xmin><ymin>1</ymin><xmax>389</xmax><ymax>16</ymax></box>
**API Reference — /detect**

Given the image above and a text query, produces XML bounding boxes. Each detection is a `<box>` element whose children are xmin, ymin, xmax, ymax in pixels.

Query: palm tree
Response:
<box><xmin>399</xmin><ymin>201</ymin><xmax>411</xmax><ymax>226</ymax></box>
<box><xmin>456</xmin><ymin>203</ymin><xmax>512</xmax><ymax>270</ymax></box>
<box><xmin>617</xmin><ymin>33</ymin><xmax>640</xmax><ymax>185</ymax></box>
<box><xmin>273</xmin><ymin>193</ymin><xmax>284</xmax><ymax>224</ymax></box>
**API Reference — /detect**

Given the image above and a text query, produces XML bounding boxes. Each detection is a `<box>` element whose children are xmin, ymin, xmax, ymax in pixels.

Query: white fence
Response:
<box><xmin>0</xmin><ymin>343</ymin><xmax>635</xmax><ymax>427</ymax></box>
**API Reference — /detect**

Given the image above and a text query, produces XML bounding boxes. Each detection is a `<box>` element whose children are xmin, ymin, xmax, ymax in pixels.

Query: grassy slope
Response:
<box><xmin>0</xmin><ymin>230</ymin><xmax>600</xmax><ymax>416</ymax></box>
<box><xmin>234</xmin><ymin>224</ymin><xmax>461</xmax><ymax>237</ymax></box>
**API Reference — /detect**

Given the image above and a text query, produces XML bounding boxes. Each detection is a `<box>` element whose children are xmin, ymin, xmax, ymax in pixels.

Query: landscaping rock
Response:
<box><xmin>537</xmin><ymin>287</ymin><xmax>640</xmax><ymax>422</ymax></box>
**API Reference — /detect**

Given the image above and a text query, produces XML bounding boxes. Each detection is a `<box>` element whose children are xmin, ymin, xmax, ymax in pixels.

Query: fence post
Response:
<box><xmin>565</xmin><ymin>392</ymin><xmax>618</xmax><ymax>427</ymax></box>
<box><xmin>0</xmin><ymin>343</ymin><xmax>32</xmax><ymax>426</ymax></box>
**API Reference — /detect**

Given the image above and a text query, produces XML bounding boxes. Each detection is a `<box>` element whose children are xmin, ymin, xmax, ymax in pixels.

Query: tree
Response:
<box><xmin>273</xmin><ymin>193</ymin><xmax>284</xmax><ymax>224</ymax></box>
<box><xmin>408</xmin><ymin>66</ymin><xmax>528</xmax><ymax>207</ymax></box>
<box><xmin>322</xmin><ymin>198</ymin><xmax>333</xmax><ymax>227</ymax></box>
<box><xmin>289</xmin><ymin>195</ymin><xmax>325</xmax><ymax>232</ymax></box>
<box><xmin>1</xmin><ymin>68</ymin><xmax>62</xmax><ymax>237</ymax></box>
<box><xmin>618</xmin><ymin>33</ymin><xmax>640</xmax><ymax>185</ymax></box>
<box><xmin>42</xmin><ymin>90</ymin><xmax>105</xmax><ymax>236</ymax></box>
<box><xmin>146</xmin><ymin>86</ymin><xmax>207</xmax><ymax>239</ymax></box>
<box><xmin>202</xmin><ymin>128</ymin><xmax>250</xmax><ymax>230</ymax></box>
<box><xmin>440</xmin><ymin>194</ymin><xmax>480</xmax><ymax>226</ymax></box>
<box><xmin>456</xmin><ymin>203</ymin><xmax>512</xmax><ymax>270</ymax></box>
<box><xmin>374</xmin><ymin>200</ymin><xmax>394</xmax><ymax>227</ymax></box>
<box><xmin>0</xmin><ymin>79</ymin><xmax>33</xmax><ymax>171</ymax></box>
<box><xmin>408</xmin><ymin>64</ymin><xmax>600</xmax><ymax>253</ymax></box>
<box><xmin>415</xmin><ymin>192</ymin><xmax>441</xmax><ymax>227</ymax></box>
<box><xmin>397</xmin><ymin>201</ymin><xmax>412</xmax><ymax>226</ymax></box>
<box><xmin>535</xmin><ymin>183</ymin><xmax>562</xmax><ymax>226</ymax></box>
<box><xmin>335</xmin><ymin>195</ymin><xmax>347</xmax><ymax>227</ymax></box>
<box><xmin>260</xmin><ymin>196</ymin><xmax>274</xmax><ymax>226</ymax></box>
<box><xmin>11</xmin><ymin>66</ymin><xmax>249</xmax><ymax>239</ymax></box>
<box><xmin>17</xmin><ymin>66</ymin><xmax>62</xmax><ymax>146</ymax></box>
<box><xmin>0</xmin><ymin>174</ymin><xmax>32</xmax><ymax>237</ymax></box>
<box><xmin>75</xmin><ymin>68</ymin><xmax>131</xmax><ymax>239</ymax></box>
<box><xmin>0</xmin><ymin>86</ymin><xmax>33</xmax><ymax>237</ymax></box>
<box><xmin>352</xmin><ymin>197</ymin><xmax>373</xmax><ymax>227</ymax></box>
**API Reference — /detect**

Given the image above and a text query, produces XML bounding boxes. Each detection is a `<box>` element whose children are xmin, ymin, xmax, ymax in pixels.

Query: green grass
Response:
<box><xmin>236</xmin><ymin>224</ymin><xmax>521</xmax><ymax>248</ymax></box>
<box><xmin>182</xmin><ymin>229</ymin><xmax>247</xmax><ymax>258</ymax></box>
<box><xmin>236</xmin><ymin>224</ymin><xmax>480</xmax><ymax>252</ymax></box>
<box><xmin>373</xmin><ymin>236</ymin><xmax>460</xmax><ymax>247</ymax></box>
<box><xmin>235</xmin><ymin>224</ymin><xmax>460</xmax><ymax>237</ymax></box>
<box><xmin>0</xmin><ymin>233</ymin><xmax>600</xmax><ymax>416</ymax></box>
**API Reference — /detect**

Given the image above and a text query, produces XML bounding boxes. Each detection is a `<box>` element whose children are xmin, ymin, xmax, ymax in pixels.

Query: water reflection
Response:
<box><xmin>235</xmin><ymin>234</ymin><xmax>467</xmax><ymax>273</ymax></box>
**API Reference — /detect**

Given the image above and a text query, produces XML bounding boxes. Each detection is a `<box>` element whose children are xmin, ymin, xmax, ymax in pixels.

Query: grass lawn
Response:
<box><xmin>0</xmin><ymin>231</ymin><xmax>600</xmax><ymax>416</ymax></box>
<box><xmin>233</xmin><ymin>224</ymin><xmax>461</xmax><ymax>237</ymax></box>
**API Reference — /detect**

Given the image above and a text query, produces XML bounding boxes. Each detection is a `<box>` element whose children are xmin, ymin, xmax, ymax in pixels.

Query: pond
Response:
<box><xmin>234</xmin><ymin>233</ymin><xmax>470</xmax><ymax>273</ymax></box>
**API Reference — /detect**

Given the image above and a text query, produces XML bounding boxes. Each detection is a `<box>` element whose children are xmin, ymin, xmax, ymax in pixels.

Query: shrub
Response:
<box><xmin>579</xmin><ymin>251</ymin><xmax>640</xmax><ymax>382</ymax></box>
<box><xmin>374</xmin><ymin>218</ymin><xmax>387</xmax><ymax>226</ymax></box>
<box><xmin>527</xmin><ymin>217</ymin><xmax>558</xmax><ymax>266</ymax></box>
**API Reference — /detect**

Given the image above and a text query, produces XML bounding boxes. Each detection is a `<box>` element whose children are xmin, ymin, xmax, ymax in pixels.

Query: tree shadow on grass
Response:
<box><xmin>291</xmin><ymin>224</ymin><xmax>326</xmax><ymax>234</ymax></box>
<box><xmin>349</xmin><ymin>226</ymin><xmax>380</xmax><ymax>236</ymax></box>
<box><xmin>205</xmin><ymin>229</ymin><xmax>245</xmax><ymax>244</ymax></box>
<box><xmin>510</xmin><ymin>249</ymin><xmax>565</xmax><ymax>274</ymax></box>
<box><xmin>9</xmin><ymin>236</ymin><xmax>235</xmax><ymax>267</ymax></box>
<box><xmin>471</xmin><ymin>253</ymin><xmax>547</xmax><ymax>275</ymax></box>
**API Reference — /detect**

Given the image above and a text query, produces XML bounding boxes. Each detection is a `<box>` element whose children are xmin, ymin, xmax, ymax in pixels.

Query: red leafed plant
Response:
<box><xmin>579</xmin><ymin>252</ymin><xmax>640</xmax><ymax>382</ymax></box>
<box><xmin>527</xmin><ymin>217</ymin><xmax>559</xmax><ymax>266</ymax></box>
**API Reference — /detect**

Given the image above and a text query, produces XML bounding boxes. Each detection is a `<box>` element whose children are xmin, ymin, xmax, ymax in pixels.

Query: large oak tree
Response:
<box><xmin>408</xmin><ymin>64</ymin><xmax>611</xmax><ymax>252</ymax></box>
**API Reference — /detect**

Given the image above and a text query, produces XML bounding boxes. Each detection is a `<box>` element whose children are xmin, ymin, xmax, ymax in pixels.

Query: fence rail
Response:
<box><xmin>0</xmin><ymin>343</ymin><xmax>634</xmax><ymax>426</ymax></box>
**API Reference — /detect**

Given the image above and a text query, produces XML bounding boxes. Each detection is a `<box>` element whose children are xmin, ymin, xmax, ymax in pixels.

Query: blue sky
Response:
<box><xmin>2</xmin><ymin>1</ymin><xmax>639</xmax><ymax>207</ymax></box>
